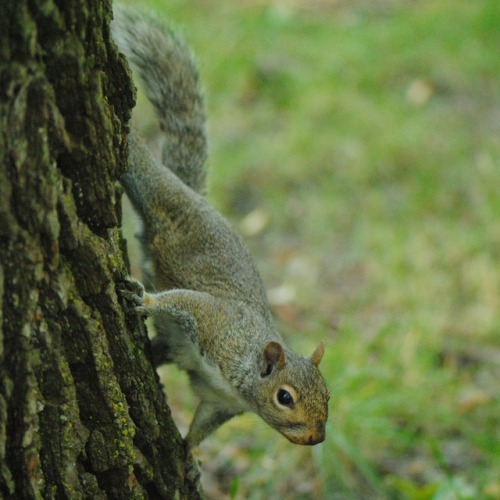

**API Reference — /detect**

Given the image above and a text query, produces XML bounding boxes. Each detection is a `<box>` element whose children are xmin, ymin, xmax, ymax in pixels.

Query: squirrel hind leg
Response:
<box><xmin>150</xmin><ymin>336</ymin><xmax>175</xmax><ymax>367</ymax></box>
<box><xmin>185</xmin><ymin>401</ymin><xmax>239</xmax><ymax>449</ymax></box>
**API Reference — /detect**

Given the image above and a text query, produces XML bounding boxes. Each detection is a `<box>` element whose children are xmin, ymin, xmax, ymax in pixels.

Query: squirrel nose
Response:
<box><xmin>307</xmin><ymin>422</ymin><xmax>325</xmax><ymax>445</ymax></box>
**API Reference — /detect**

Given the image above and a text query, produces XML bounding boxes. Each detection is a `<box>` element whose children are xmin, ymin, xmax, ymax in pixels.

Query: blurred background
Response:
<box><xmin>120</xmin><ymin>0</ymin><xmax>500</xmax><ymax>498</ymax></box>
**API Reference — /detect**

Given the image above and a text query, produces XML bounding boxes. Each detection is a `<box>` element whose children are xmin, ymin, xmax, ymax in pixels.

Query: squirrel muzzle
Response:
<box><xmin>281</xmin><ymin>420</ymin><xmax>326</xmax><ymax>446</ymax></box>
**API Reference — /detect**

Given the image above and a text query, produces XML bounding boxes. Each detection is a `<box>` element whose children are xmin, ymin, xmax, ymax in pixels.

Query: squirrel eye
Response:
<box><xmin>277</xmin><ymin>389</ymin><xmax>294</xmax><ymax>407</ymax></box>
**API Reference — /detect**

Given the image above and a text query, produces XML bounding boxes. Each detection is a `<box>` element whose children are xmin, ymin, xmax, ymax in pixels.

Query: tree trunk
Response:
<box><xmin>0</xmin><ymin>1</ymin><xmax>201</xmax><ymax>498</ymax></box>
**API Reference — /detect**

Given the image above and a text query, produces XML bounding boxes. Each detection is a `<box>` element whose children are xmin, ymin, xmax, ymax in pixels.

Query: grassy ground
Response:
<box><xmin>120</xmin><ymin>0</ymin><xmax>500</xmax><ymax>498</ymax></box>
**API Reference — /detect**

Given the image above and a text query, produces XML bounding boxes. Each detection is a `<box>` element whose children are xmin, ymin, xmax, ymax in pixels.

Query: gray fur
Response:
<box><xmin>113</xmin><ymin>8</ymin><xmax>330</xmax><ymax>449</ymax></box>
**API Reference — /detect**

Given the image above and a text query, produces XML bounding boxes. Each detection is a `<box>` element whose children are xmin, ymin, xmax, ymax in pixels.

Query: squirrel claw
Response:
<box><xmin>117</xmin><ymin>278</ymin><xmax>146</xmax><ymax>311</ymax></box>
<box><xmin>184</xmin><ymin>450</ymin><xmax>202</xmax><ymax>483</ymax></box>
<box><xmin>118</xmin><ymin>277</ymin><xmax>145</xmax><ymax>296</ymax></box>
<box><xmin>133</xmin><ymin>305</ymin><xmax>149</xmax><ymax>316</ymax></box>
<box><xmin>120</xmin><ymin>289</ymin><xmax>144</xmax><ymax>306</ymax></box>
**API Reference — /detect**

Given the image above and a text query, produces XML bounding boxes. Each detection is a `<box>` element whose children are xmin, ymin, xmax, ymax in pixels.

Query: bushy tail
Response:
<box><xmin>112</xmin><ymin>6</ymin><xmax>207</xmax><ymax>194</ymax></box>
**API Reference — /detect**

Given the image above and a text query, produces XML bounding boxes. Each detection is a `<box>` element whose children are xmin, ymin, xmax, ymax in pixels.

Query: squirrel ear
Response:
<box><xmin>261</xmin><ymin>341</ymin><xmax>286</xmax><ymax>377</ymax></box>
<box><xmin>310</xmin><ymin>342</ymin><xmax>325</xmax><ymax>367</ymax></box>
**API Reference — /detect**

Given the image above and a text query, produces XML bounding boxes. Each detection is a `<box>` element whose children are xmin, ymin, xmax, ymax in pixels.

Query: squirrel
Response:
<box><xmin>111</xmin><ymin>7</ymin><xmax>330</xmax><ymax>450</ymax></box>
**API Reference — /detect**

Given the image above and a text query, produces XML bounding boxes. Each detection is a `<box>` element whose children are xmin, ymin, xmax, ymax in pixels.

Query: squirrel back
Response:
<box><xmin>112</xmin><ymin>8</ymin><xmax>330</xmax><ymax>449</ymax></box>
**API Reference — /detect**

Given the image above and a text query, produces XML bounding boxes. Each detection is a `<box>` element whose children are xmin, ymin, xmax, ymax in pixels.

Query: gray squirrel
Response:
<box><xmin>112</xmin><ymin>7</ymin><xmax>330</xmax><ymax>449</ymax></box>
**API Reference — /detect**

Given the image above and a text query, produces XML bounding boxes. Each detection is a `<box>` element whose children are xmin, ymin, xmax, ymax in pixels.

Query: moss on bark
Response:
<box><xmin>0</xmin><ymin>1</ymin><xmax>202</xmax><ymax>498</ymax></box>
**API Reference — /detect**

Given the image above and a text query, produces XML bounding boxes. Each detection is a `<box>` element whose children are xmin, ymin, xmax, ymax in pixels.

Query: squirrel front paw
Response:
<box><xmin>117</xmin><ymin>277</ymin><xmax>149</xmax><ymax>316</ymax></box>
<box><xmin>184</xmin><ymin>447</ymin><xmax>202</xmax><ymax>484</ymax></box>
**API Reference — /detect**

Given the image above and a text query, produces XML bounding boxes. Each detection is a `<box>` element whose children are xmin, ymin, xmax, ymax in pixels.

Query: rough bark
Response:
<box><xmin>0</xmin><ymin>1</ymin><xmax>201</xmax><ymax>498</ymax></box>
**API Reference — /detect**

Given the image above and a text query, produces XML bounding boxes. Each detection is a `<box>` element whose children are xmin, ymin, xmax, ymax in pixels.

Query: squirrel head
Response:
<box><xmin>254</xmin><ymin>340</ymin><xmax>330</xmax><ymax>445</ymax></box>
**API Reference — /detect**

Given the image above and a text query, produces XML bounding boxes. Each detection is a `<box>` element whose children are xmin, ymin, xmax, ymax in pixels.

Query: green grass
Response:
<box><xmin>121</xmin><ymin>0</ymin><xmax>500</xmax><ymax>498</ymax></box>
